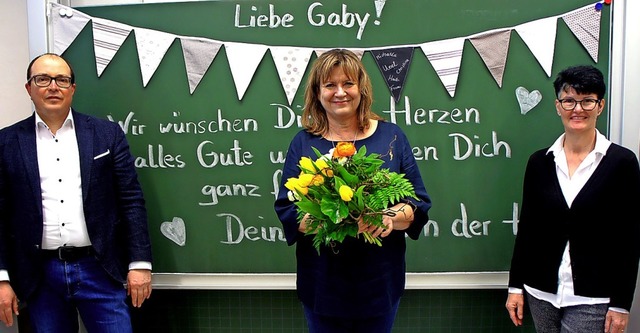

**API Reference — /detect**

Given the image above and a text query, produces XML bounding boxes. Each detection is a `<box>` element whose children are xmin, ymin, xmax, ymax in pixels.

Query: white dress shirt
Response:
<box><xmin>36</xmin><ymin>111</ymin><xmax>92</xmax><ymax>250</ymax></box>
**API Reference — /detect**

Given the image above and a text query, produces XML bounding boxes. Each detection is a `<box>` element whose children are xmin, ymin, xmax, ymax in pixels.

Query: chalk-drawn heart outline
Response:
<box><xmin>160</xmin><ymin>217</ymin><xmax>186</xmax><ymax>246</ymax></box>
<box><xmin>515</xmin><ymin>86</ymin><xmax>542</xmax><ymax>115</ymax></box>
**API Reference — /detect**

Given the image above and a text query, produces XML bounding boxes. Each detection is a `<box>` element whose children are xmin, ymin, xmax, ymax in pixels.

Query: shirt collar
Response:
<box><xmin>34</xmin><ymin>109</ymin><xmax>75</xmax><ymax>131</ymax></box>
<box><xmin>546</xmin><ymin>129</ymin><xmax>610</xmax><ymax>157</ymax></box>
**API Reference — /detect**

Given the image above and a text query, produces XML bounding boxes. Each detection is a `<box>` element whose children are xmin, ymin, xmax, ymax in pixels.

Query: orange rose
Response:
<box><xmin>332</xmin><ymin>142</ymin><xmax>356</xmax><ymax>158</ymax></box>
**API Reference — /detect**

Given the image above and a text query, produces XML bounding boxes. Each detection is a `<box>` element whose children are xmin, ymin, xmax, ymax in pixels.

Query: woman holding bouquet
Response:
<box><xmin>274</xmin><ymin>48</ymin><xmax>432</xmax><ymax>333</ymax></box>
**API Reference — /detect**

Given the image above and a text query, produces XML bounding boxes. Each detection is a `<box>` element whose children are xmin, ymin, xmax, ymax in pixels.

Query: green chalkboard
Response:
<box><xmin>59</xmin><ymin>0</ymin><xmax>610</xmax><ymax>274</ymax></box>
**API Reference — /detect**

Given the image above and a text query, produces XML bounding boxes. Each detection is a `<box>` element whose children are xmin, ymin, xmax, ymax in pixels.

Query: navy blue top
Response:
<box><xmin>274</xmin><ymin>121</ymin><xmax>431</xmax><ymax>318</ymax></box>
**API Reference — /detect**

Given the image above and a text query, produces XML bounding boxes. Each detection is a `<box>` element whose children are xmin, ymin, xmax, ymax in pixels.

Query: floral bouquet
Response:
<box><xmin>284</xmin><ymin>141</ymin><xmax>418</xmax><ymax>252</ymax></box>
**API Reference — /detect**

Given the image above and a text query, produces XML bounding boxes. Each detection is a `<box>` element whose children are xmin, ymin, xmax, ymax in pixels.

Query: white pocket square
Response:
<box><xmin>93</xmin><ymin>149</ymin><xmax>110</xmax><ymax>160</ymax></box>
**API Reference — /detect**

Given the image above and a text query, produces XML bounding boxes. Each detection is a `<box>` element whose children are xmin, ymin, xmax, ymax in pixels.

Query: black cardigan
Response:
<box><xmin>508</xmin><ymin>144</ymin><xmax>640</xmax><ymax>310</ymax></box>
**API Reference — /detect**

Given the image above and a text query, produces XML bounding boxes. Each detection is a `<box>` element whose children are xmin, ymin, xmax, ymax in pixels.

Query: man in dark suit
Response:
<box><xmin>0</xmin><ymin>53</ymin><xmax>152</xmax><ymax>332</ymax></box>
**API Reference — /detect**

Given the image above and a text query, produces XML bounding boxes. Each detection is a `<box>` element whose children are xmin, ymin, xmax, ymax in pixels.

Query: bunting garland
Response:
<box><xmin>562</xmin><ymin>5</ymin><xmax>602</xmax><ymax>62</ymax></box>
<box><xmin>515</xmin><ymin>17</ymin><xmax>558</xmax><ymax>77</ymax></box>
<box><xmin>370</xmin><ymin>47</ymin><xmax>414</xmax><ymax>103</ymax></box>
<box><xmin>91</xmin><ymin>17</ymin><xmax>132</xmax><ymax>77</ymax></box>
<box><xmin>469</xmin><ymin>29</ymin><xmax>512</xmax><ymax>88</ymax></box>
<box><xmin>271</xmin><ymin>47</ymin><xmax>313</xmax><ymax>105</ymax></box>
<box><xmin>48</xmin><ymin>2</ymin><xmax>604</xmax><ymax>104</ymax></box>
<box><xmin>419</xmin><ymin>37</ymin><xmax>465</xmax><ymax>98</ymax></box>
<box><xmin>179</xmin><ymin>37</ymin><xmax>223</xmax><ymax>94</ymax></box>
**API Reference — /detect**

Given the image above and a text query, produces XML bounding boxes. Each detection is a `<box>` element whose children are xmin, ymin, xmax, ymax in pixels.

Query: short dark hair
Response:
<box><xmin>26</xmin><ymin>53</ymin><xmax>75</xmax><ymax>84</ymax></box>
<box><xmin>553</xmin><ymin>65</ymin><xmax>605</xmax><ymax>100</ymax></box>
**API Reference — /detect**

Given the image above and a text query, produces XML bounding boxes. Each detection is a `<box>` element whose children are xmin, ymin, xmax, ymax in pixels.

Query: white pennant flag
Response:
<box><xmin>420</xmin><ymin>37</ymin><xmax>465</xmax><ymax>98</ymax></box>
<box><xmin>469</xmin><ymin>29</ymin><xmax>512</xmax><ymax>88</ymax></box>
<box><xmin>179</xmin><ymin>37</ymin><xmax>223</xmax><ymax>94</ymax></box>
<box><xmin>270</xmin><ymin>47</ymin><xmax>313</xmax><ymax>105</ymax></box>
<box><xmin>225</xmin><ymin>42</ymin><xmax>268</xmax><ymax>100</ymax></box>
<box><xmin>515</xmin><ymin>17</ymin><xmax>558</xmax><ymax>77</ymax></box>
<box><xmin>91</xmin><ymin>17</ymin><xmax>132</xmax><ymax>77</ymax></box>
<box><xmin>50</xmin><ymin>3</ymin><xmax>91</xmax><ymax>55</ymax></box>
<box><xmin>133</xmin><ymin>28</ymin><xmax>176</xmax><ymax>87</ymax></box>
<box><xmin>562</xmin><ymin>5</ymin><xmax>601</xmax><ymax>62</ymax></box>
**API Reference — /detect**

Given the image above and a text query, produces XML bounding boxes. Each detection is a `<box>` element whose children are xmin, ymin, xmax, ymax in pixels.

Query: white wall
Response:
<box><xmin>0</xmin><ymin>1</ymin><xmax>29</xmax><ymax>331</ymax></box>
<box><xmin>0</xmin><ymin>1</ymin><xmax>32</xmax><ymax>129</ymax></box>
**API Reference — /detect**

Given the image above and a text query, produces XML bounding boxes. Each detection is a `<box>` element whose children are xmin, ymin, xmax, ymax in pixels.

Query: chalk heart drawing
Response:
<box><xmin>160</xmin><ymin>217</ymin><xmax>186</xmax><ymax>246</ymax></box>
<box><xmin>515</xmin><ymin>86</ymin><xmax>542</xmax><ymax>115</ymax></box>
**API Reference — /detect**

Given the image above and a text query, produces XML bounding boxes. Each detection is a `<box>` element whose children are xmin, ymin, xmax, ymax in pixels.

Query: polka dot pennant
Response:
<box><xmin>562</xmin><ymin>5</ymin><xmax>602</xmax><ymax>62</ymax></box>
<box><xmin>270</xmin><ymin>47</ymin><xmax>313</xmax><ymax>105</ymax></box>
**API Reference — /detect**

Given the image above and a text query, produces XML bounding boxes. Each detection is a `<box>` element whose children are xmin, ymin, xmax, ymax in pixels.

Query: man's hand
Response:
<box><xmin>0</xmin><ymin>281</ymin><xmax>19</xmax><ymax>327</ymax></box>
<box><xmin>127</xmin><ymin>269</ymin><xmax>152</xmax><ymax>308</ymax></box>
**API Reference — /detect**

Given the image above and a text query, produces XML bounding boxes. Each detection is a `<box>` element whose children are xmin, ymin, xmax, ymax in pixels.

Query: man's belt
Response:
<box><xmin>41</xmin><ymin>246</ymin><xmax>94</xmax><ymax>261</ymax></box>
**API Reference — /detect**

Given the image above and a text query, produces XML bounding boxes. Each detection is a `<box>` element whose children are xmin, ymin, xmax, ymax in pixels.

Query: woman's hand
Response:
<box><xmin>605</xmin><ymin>310</ymin><xmax>628</xmax><ymax>333</ymax></box>
<box><xmin>506</xmin><ymin>293</ymin><xmax>524</xmax><ymax>326</ymax></box>
<box><xmin>358</xmin><ymin>215</ymin><xmax>393</xmax><ymax>238</ymax></box>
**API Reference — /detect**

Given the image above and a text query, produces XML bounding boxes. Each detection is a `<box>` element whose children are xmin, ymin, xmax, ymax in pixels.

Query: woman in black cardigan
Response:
<box><xmin>506</xmin><ymin>65</ymin><xmax>640</xmax><ymax>333</ymax></box>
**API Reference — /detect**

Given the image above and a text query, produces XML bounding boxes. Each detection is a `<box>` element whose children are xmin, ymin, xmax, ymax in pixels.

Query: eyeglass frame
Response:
<box><xmin>556</xmin><ymin>98</ymin><xmax>601</xmax><ymax>111</ymax></box>
<box><xmin>27</xmin><ymin>74</ymin><xmax>74</xmax><ymax>88</ymax></box>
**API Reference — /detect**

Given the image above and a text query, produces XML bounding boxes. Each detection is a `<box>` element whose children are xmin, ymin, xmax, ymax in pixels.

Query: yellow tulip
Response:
<box><xmin>298</xmin><ymin>173</ymin><xmax>315</xmax><ymax>187</ymax></box>
<box><xmin>338</xmin><ymin>185</ymin><xmax>354</xmax><ymax>202</ymax></box>
<box><xmin>284</xmin><ymin>177</ymin><xmax>298</xmax><ymax>191</ymax></box>
<box><xmin>315</xmin><ymin>158</ymin><xmax>334</xmax><ymax>177</ymax></box>
<box><xmin>299</xmin><ymin>157</ymin><xmax>315</xmax><ymax>172</ymax></box>
<box><xmin>315</xmin><ymin>158</ymin><xmax>328</xmax><ymax>169</ymax></box>
<box><xmin>284</xmin><ymin>177</ymin><xmax>309</xmax><ymax>195</ymax></box>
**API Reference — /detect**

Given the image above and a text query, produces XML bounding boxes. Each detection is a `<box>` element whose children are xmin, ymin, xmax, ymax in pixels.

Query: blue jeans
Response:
<box><xmin>526</xmin><ymin>291</ymin><xmax>608</xmax><ymax>333</ymax></box>
<box><xmin>303</xmin><ymin>300</ymin><xmax>400</xmax><ymax>333</ymax></box>
<box><xmin>27</xmin><ymin>255</ymin><xmax>132</xmax><ymax>333</ymax></box>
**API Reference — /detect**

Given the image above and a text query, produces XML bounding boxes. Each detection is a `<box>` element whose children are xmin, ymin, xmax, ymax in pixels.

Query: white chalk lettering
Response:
<box><xmin>502</xmin><ymin>202</ymin><xmax>520</xmax><ymax>235</ymax></box>
<box><xmin>307</xmin><ymin>2</ymin><xmax>370</xmax><ymax>40</ymax></box>
<box><xmin>412</xmin><ymin>146</ymin><xmax>439</xmax><ymax>161</ymax></box>
<box><xmin>159</xmin><ymin>110</ymin><xmax>258</xmax><ymax>134</ymax></box>
<box><xmin>272</xmin><ymin>169</ymin><xmax>282</xmax><ymax>199</ymax></box>
<box><xmin>199</xmin><ymin>183</ymin><xmax>261</xmax><ymax>206</ymax></box>
<box><xmin>107</xmin><ymin>112</ymin><xmax>146</xmax><ymax>135</ymax></box>
<box><xmin>234</xmin><ymin>4</ymin><xmax>294</xmax><ymax>28</ymax></box>
<box><xmin>423</xmin><ymin>220</ymin><xmax>440</xmax><ymax>237</ymax></box>
<box><xmin>135</xmin><ymin>144</ymin><xmax>185</xmax><ymax>168</ymax></box>
<box><xmin>270</xmin><ymin>151</ymin><xmax>286</xmax><ymax>164</ymax></box>
<box><xmin>220</xmin><ymin>213</ymin><xmax>286</xmax><ymax>244</ymax></box>
<box><xmin>272</xmin><ymin>103</ymin><xmax>302</xmax><ymax>129</ymax></box>
<box><xmin>451</xmin><ymin>203</ymin><xmax>491</xmax><ymax>238</ymax></box>
<box><xmin>383</xmin><ymin>96</ymin><xmax>481</xmax><ymax>126</ymax></box>
<box><xmin>196</xmin><ymin>140</ymin><xmax>254</xmax><ymax>168</ymax></box>
<box><xmin>449</xmin><ymin>131</ymin><xmax>511</xmax><ymax>160</ymax></box>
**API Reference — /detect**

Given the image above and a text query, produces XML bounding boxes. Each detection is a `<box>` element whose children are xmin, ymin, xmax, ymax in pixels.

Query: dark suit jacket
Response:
<box><xmin>0</xmin><ymin>110</ymin><xmax>152</xmax><ymax>301</ymax></box>
<box><xmin>508</xmin><ymin>144</ymin><xmax>640</xmax><ymax>311</ymax></box>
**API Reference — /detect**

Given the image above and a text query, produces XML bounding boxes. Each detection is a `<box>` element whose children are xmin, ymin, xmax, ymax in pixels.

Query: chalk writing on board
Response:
<box><xmin>233</xmin><ymin>3</ymin><xmax>375</xmax><ymax>40</ymax></box>
<box><xmin>199</xmin><ymin>183</ymin><xmax>261</xmax><ymax>206</ymax></box>
<box><xmin>107</xmin><ymin>95</ymin><xmax>520</xmax><ymax>248</ymax></box>
<box><xmin>195</xmin><ymin>202</ymin><xmax>523</xmax><ymax>245</ymax></box>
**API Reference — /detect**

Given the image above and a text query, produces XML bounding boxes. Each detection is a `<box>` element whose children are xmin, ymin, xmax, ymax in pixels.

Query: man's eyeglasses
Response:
<box><xmin>28</xmin><ymin>75</ymin><xmax>73</xmax><ymax>88</ymax></box>
<box><xmin>558</xmin><ymin>98</ymin><xmax>600</xmax><ymax>111</ymax></box>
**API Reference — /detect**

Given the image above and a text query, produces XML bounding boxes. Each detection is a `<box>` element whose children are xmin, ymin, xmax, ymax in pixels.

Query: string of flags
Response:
<box><xmin>50</xmin><ymin>2</ymin><xmax>605</xmax><ymax>104</ymax></box>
